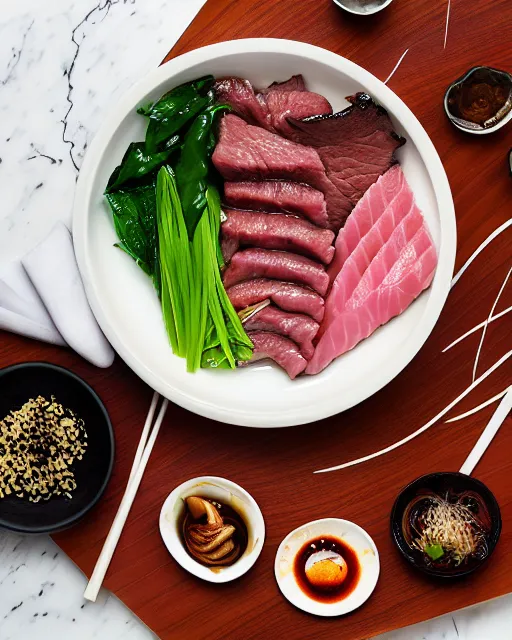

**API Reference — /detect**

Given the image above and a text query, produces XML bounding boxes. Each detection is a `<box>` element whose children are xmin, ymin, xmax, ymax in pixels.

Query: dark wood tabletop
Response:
<box><xmin>1</xmin><ymin>0</ymin><xmax>511</xmax><ymax>638</ymax></box>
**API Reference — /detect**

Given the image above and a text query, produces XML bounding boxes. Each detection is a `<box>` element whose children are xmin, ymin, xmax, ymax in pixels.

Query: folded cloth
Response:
<box><xmin>0</xmin><ymin>261</ymin><xmax>65</xmax><ymax>346</ymax></box>
<box><xmin>18</xmin><ymin>222</ymin><xmax>115</xmax><ymax>368</ymax></box>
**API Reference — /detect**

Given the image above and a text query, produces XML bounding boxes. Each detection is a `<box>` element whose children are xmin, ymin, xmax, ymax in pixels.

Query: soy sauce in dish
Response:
<box><xmin>293</xmin><ymin>536</ymin><xmax>361</xmax><ymax>603</ymax></box>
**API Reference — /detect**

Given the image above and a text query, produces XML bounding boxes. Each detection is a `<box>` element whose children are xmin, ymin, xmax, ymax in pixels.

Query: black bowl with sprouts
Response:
<box><xmin>390</xmin><ymin>472</ymin><xmax>502</xmax><ymax>578</ymax></box>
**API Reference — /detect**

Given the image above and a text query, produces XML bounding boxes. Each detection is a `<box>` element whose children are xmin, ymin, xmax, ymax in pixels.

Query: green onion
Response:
<box><xmin>156</xmin><ymin>167</ymin><xmax>252</xmax><ymax>372</ymax></box>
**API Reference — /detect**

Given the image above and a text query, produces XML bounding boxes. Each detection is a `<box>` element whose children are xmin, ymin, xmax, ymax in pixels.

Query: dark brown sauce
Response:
<box><xmin>293</xmin><ymin>536</ymin><xmax>361</xmax><ymax>603</ymax></box>
<box><xmin>448</xmin><ymin>79</ymin><xmax>508</xmax><ymax>126</ymax></box>
<box><xmin>181</xmin><ymin>498</ymin><xmax>248</xmax><ymax>567</ymax></box>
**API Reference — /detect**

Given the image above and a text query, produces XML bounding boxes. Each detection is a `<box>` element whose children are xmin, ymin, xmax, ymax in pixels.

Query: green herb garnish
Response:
<box><xmin>424</xmin><ymin>544</ymin><xmax>445</xmax><ymax>561</ymax></box>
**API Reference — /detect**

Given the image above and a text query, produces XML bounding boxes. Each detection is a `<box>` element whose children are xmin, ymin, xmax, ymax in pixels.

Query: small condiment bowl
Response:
<box><xmin>0</xmin><ymin>362</ymin><xmax>114</xmax><ymax>534</ymax></box>
<box><xmin>332</xmin><ymin>0</ymin><xmax>394</xmax><ymax>17</ymax></box>
<box><xmin>391</xmin><ymin>472</ymin><xmax>502</xmax><ymax>578</ymax></box>
<box><xmin>159</xmin><ymin>475</ymin><xmax>265</xmax><ymax>583</ymax></box>
<box><xmin>444</xmin><ymin>66</ymin><xmax>512</xmax><ymax>135</ymax></box>
<box><xmin>275</xmin><ymin>518</ymin><xmax>380</xmax><ymax>616</ymax></box>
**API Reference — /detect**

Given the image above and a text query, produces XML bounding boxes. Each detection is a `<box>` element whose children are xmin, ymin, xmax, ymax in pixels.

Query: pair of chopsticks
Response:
<box><xmin>459</xmin><ymin>387</ymin><xmax>512</xmax><ymax>476</ymax></box>
<box><xmin>84</xmin><ymin>392</ymin><xmax>168</xmax><ymax>602</ymax></box>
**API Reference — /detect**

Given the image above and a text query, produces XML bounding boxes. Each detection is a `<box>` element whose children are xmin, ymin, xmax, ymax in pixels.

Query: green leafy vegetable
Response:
<box><xmin>175</xmin><ymin>104</ymin><xmax>230</xmax><ymax>238</ymax></box>
<box><xmin>424</xmin><ymin>544</ymin><xmax>445</xmax><ymax>561</ymax></box>
<box><xmin>138</xmin><ymin>76</ymin><xmax>215</xmax><ymax>152</ymax></box>
<box><xmin>106</xmin><ymin>141</ymin><xmax>179</xmax><ymax>193</ymax></box>
<box><xmin>156</xmin><ymin>167</ymin><xmax>252</xmax><ymax>371</ymax></box>
<box><xmin>105</xmin><ymin>180</ymin><xmax>160</xmax><ymax>293</ymax></box>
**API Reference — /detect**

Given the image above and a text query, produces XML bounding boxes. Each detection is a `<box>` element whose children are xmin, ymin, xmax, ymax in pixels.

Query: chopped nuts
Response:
<box><xmin>0</xmin><ymin>396</ymin><xmax>88</xmax><ymax>502</ymax></box>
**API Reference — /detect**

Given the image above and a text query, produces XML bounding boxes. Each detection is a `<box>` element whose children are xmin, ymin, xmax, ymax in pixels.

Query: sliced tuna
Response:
<box><xmin>227</xmin><ymin>279</ymin><xmax>325</xmax><ymax>322</ymax></box>
<box><xmin>244</xmin><ymin>305</ymin><xmax>319</xmax><ymax>360</ymax></box>
<box><xmin>223</xmin><ymin>248</ymin><xmax>329</xmax><ymax>296</ymax></box>
<box><xmin>221</xmin><ymin>209</ymin><xmax>335</xmax><ymax>264</ymax></box>
<box><xmin>224</xmin><ymin>181</ymin><xmax>328</xmax><ymax>228</ymax></box>
<box><xmin>319</xmin><ymin>207</ymin><xmax>424</xmax><ymax>339</ymax></box>
<box><xmin>261</xmin><ymin>75</ymin><xmax>306</xmax><ymax>94</ymax></box>
<box><xmin>240</xmin><ymin>331</ymin><xmax>307</xmax><ymax>379</ymax></box>
<box><xmin>328</xmin><ymin>165</ymin><xmax>406</xmax><ymax>282</ymax></box>
<box><xmin>214</xmin><ymin>75</ymin><xmax>331</xmax><ymax>136</ymax></box>
<box><xmin>288</xmin><ymin>93</ymin><xmax>405</xmax><ymax>229</ymax></box>
<box><xmin>265</xmin><ymin>90</ymin><xmax>332</xmax><ymax>137</ymax></box>
<box><xmin>214</xmin><ymin>78</ymin><xmax>270</xmax><ymax>129</ymax></box>
<box><xmin>306</xmin><ymin>225</ymin><xmax>437</xmax><ymax>374</ymax></box>
<box><xmin>212</xmin><ymin>115</ymin><xmax>332</xmax><ymax>206</ymax></box>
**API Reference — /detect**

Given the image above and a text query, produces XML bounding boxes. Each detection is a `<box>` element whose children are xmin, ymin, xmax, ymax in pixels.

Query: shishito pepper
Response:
<box><xmin>174</xmin><ymin>103</ymin><xmax>230</xmax><ymax>238</ymax></box>
<box><xmin>138</xmin><ymin>75</ymin><xmax>215</xmax><ymax>152</ymax></box>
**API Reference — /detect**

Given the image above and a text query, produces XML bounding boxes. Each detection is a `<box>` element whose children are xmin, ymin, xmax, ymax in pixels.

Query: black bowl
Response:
<box><xmin>0</xmin><ymin>362</ymin><xmax>114</xmax><ymax>534</ymax></box>
<box><xmin>390</xmin><ymin>472</ymin><xmax>502</xmax><ymax>578</ymax></box>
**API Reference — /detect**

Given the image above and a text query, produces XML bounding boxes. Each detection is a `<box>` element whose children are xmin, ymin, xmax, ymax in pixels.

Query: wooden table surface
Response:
<box><xmin>2</xmin><ymin>0</ymin><xmax>511</xmax><ymax>638</ymax></box>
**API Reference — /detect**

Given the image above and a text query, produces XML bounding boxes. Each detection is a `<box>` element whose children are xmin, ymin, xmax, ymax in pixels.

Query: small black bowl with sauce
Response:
<box><xmin>391</xmin><ymin>472</ymin><xmax>501</xmax><ymax>578</ymax></box>
<box><xmin>444</xmin><ymin>66</ymin><xmax>512</xmax><ymax>135</ymax></box>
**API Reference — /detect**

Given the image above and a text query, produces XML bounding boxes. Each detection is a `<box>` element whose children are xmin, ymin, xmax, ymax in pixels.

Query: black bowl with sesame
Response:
<box><xmin>0</xmin><ymin>362</ymin><xmax>114</xmax><ymax>534</ymax></box>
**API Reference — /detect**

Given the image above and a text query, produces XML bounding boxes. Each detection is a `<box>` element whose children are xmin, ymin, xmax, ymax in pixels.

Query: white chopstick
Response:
<box><xmin>84</xmin><ymin>393</ymin><xmax>168</xmax><ymax>602</ymax></box>
<box><xmin>459</xmin><ymin>388</ymin><xmax>512</xmax><ymax>476</ymax></box>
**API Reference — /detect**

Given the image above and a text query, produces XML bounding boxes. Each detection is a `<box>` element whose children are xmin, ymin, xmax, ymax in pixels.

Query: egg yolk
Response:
<box><xmin>305</xmin><ymin>556</ymin><xmax>348</xmax><ymax>590</ymax></box>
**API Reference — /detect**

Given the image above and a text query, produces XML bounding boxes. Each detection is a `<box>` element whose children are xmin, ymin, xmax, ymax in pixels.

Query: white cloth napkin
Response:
<box><xmin>0</xmin><ymin>260</ymin><xmax>65</xmax><ymax>346</ymax></box>
<box><xmin>1</xmin><ymin>223</ymin><xmax>114</xmax><ymax>368</ymax></box>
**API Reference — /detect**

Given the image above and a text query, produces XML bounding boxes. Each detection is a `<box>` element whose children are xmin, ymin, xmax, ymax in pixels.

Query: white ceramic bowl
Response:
<box><xmin>333</xmin><ymin>0</ymin><xmax>394</xmax><ymax>16</ymax></box>
<box><xmin>275</xmin><ymin>518</ymin><xmax>379</xmax><ymax>616</ymax></box>
<box><xmin>159</xmin><ymin>476</ymin><xmax>265</xmax><ymax>583</ymax></box>
<box><xmin>73</xmin><ymin>38</ymin><xmax>456</xmax><ymax>427</ymax></box>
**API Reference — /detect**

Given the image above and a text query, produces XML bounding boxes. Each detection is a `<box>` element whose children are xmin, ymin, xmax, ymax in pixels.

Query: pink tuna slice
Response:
<box><xmin>226</xmin><ymin>279</ymin><xmax>325</xmax><ymax>323</ymax></box>
<box><xmin>328</xmin><ymin>165</ymin><xmax>405</xmax><ymax>283</ymax></box>
<box><xmin>240</xmin><ymin>331</ymin><xmax>308</xmax><ymax>379</ymax></box>
<box><xmin>223</xmin><ymin>248</ymin><xmax>329</xmax><ymax>296</ymax></box>
<box><xmin>306</xmin><ymin>224</ymin><xmax>437</xmax><ymax>374</ymax></box>
<box><xmin>317</xmin><ymin>200</ymin><xmax>422</xmax><ymax>340</ymax></box>
<box><xmin>244</xmin><ymin>305</ymin><xmax>319</xmax><ymax>360</ymax></box>
<box><xmin>224</xmin><ymin>181</ymin><xmax>328</xmax><ymax>228</ymax></box>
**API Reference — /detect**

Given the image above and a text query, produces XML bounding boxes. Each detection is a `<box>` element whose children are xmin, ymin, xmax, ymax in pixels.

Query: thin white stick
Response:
<box><xmin>128</xmin><ymin>391</ymin><xmax>159</xmax><ymax>484</ymax></box>
<box><xmin>444</xmin><ymin>0</ymin><xmax>451</xmax><ymax>49</ymax></box>
<box><xmin>472</xmin><ymin>266</ymin><xmax>512</xmax><ymax>382</ymax></box>
<box><xmin>446</xmin><ymin>387</ymin><xmax>510</xmax><ymax>423</ymax></box>
<box><xmin>442</xmin><ymin>305</ymin><xmax>512</xmax><ymax>353</ymax></box>
<box><xmin>84</xmin><ymin>398</ymin><xmax>169</xmax><ymax>602</ymax></box>
<box><xmin>314</xmin><ymin>350</ymin><xmax>512</xmax><ymax>474</ymax></box>
<box><xmin>384</xmin><ymin>48</ymin><xmax>409</xmax><ymax>85</ymax></box>
<box><xmin>451</xmin><ymin>219</ymin><xmax>512</xmax><ymax>289</ymax></box>
<box><xmin>459</xmin><ymin>388</ymin><xmax>512</xmax><ymax>475</ymax></box>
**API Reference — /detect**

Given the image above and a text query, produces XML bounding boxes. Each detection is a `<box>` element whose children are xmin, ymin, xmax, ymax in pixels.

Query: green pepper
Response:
<box><xmin>138</xmin><ymin>76</ymin><xmax>215</xmax><ymax>152</ymax></box>
<box><xmin>175</xmin><ymin>104</ymin><xmax>230</xmax><ymax>238</ymax></box>
<box><xmin>424</xmin><ymin>544</ymin><xmax>444</xmax><ymax>561</ymax></box>
<box><xmin>105</xmin><ymin>140</ymin><xmax>179</xmax><ymax>193</ymax></box>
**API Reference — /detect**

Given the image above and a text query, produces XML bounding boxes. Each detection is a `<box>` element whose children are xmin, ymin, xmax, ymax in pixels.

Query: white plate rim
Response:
<box><xmin>73</xmin><ymin>38</ymin><xmax>456</xmax><ymax>427</ymax></box>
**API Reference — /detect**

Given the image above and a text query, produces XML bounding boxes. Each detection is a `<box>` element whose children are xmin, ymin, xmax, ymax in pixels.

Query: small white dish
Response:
<box><xmin>333</xmin><ymin>0</ymin><xmax>394</xmax><ymax>16</ymax></box>
<box><xmin>275</xmin><ymin>518</ymin><xmax>379</xmax><ymax>616</ymax></box>
<box><xmin>159</xmin><ymin>475</ymin><xmax>265</xmax><ymax>583</ymax></box>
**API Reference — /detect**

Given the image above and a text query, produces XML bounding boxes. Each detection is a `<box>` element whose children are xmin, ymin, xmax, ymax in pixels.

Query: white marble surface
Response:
<box><xmin>0</xmin><ymin>1</ymin><xmax>511</xmax><ymax>638</ymax></box>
